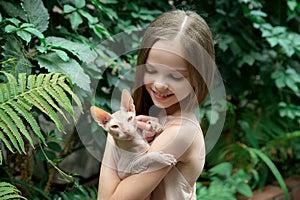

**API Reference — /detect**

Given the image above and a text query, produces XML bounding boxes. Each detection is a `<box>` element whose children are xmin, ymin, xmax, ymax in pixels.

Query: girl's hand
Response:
<box><xmin>136</xmin><ymin>115</ymin><xmax>163</xmax><ymax>142</ymax></box>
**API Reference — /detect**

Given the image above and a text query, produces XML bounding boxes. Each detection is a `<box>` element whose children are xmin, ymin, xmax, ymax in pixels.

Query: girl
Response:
<box><xmin>98</xmin><ymin>9</ymin><xmax>215</xmax><ymax>200</ymax></box>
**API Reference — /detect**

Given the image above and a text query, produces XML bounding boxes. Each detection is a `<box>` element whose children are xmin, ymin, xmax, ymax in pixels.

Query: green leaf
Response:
<box><xmin>16</xmin><ymin>30</ymin><xmax>32</xmax><ymax>44</ymax></box>
<box><xmin>237</xmin><ymin>182</ymin><xmax>253</xmax><ymax>197</ymax></box>
<box><xmin>52</xmin><ymin>49</ymin><xmax>70</xmax><ymax>62</ymax></box>
<box><xmin>23</xmin><ymin>27</ymin><xmax>44</xmax><ymax>39</ymax></box>
<box><xmin>45</xmin><ymin>37</ymin><xmax>97</xmax><ymax>64</ymax></box>
<box><xmin>4</xmin><ymin>25</ymin><xmax>18</xmax><ymax>33</ymax></box>
<box><xmin>21</xmin><ymin>0</ymin><xmax>49</xmax><ymax>32</ymax></box>
<box><xmin>75</xmin><ymin>0</ymin><xmax>86</xmax><ymax>9</ymax></box>
<box><xmin>36</xmin><ymin>52</ymin><xmax>91</xmax><ymax>91</ymax></box>
<box><xmin>47</xmin><ymin>142</ymin><xmax>62</xmax><ymax>153</ymax></box>
<box><xmin>209</xmin><ymin>162</ymin><xmax>232</xmax><ymax>177</ymax></box>
<box><xmin>78</xmin><ymin>9</ymin><xmax>98</xmax><ymax>24</ymax></box>
<box><xmin>248</xmin><ymin>148</ymin><xmax>289</xmax><ymax>200</ymax></box>
<box><xmin>0</xmin><ymin>2</ymin><xmax>26</xmax><ymax>20</ymax></box>
<box><xmin>63</xmin><ymin>5</ymin><xmax>76</xmax><ymax>13</ymax></box>
<box><xmin>0</xmin><ymin>182</ymin><xmax>27</xmax><ymax>200</ymax></box>
<box><xmin>70</xmin><ymin>12</ymin><xmax>83</xmax><ymax>29</ymax></box>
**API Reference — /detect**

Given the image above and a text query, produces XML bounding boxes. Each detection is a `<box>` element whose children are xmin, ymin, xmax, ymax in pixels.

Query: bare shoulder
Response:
<box><xmin>149</xmin><ymin>119</ymin><xmax>204</xmax><ymax>161</ymax></box>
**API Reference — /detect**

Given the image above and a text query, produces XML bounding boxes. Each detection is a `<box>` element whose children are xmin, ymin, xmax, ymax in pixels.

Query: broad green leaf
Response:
<box><xmin>4</xmin><ymin>25</ymin><xmax>18</xmax><ymax>33</ymax></box>
<box><xmin>70</xmin><ymin>12</ymin><xmax>83</xmax><ymax>29</ymax></box>
<box><xmin>16</xmin><ymin>30</ymin><xmax>32</xmax><ymax>44</ymax></box>
<box><xmin>21</xmin><ymin>0</ymin><xmax>49</xmax><ymax>32</ymax></box>
<box><xmin>237</xmin><ymin>182</ymin><xmax>253</xmax><ymax>197</ymax></box>
<box><xmin>75</xmin><ymin>0</ymin><xmax>86</xmax><ymax>9</ymax></box>
<box><xmin>0</xmin><ymin>2</ymin><xmax>26</xmax><ymax>20</ymax></box>
<box><xmin>36</xmin><ymin>52</ymin><xmax>91</xmax><ymax>91</ymax></box>
<box><xmin>78</xmin><ymin>9</ymin><xmax>98</xmax><ymax>24</ymax></box>
<box><xmin>23</xmin><ymin>27</ymin><xmax>44</xmax><ymax>39</ymax></box>
<box><xmin>52</xmin><ymin>49</ymin><xmax>70</xmax><ymax>62</ymax></box>
<box><xmin>1</xmin><ymin>36</ymin><xmax>32</xmax><ymax>76</ymax></box>
<box><xmin>63</xmin><ymin>5</ymin><xmax>76</xmax><ymax>13</ymax></box>
<box><xmin>45</xmin><ymin>37</ymin><xmax>97</xmax><ymax>64</ymax></box>
<box><xmin>209</xmin><ymin>162</ymin><xmax>232</xmax><ymax>177</ymax></box>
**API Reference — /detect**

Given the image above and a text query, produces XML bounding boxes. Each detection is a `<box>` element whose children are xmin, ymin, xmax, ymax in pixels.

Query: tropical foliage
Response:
<box><xmin>0</xmin><ymin>0</ymin><xmax>299</xmax><ymax>199</ymax></box>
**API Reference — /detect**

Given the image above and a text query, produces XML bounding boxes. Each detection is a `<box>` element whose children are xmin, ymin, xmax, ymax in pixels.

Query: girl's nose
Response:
<box><xmin>154</xmin><ymin>81</ymin><xmax>168</xmax><ymax>91</ymax></box>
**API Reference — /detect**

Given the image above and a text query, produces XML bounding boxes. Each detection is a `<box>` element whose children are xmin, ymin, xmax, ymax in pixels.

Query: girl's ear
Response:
<box><xmin>121</xmin><ymin>89</ymin><xmax>136</xmax><ymax>113</ymax></box>
<box><xmin>90</xmin><ymin>106</ymin><xmax>112</xmax><ymax>127</ymax></box>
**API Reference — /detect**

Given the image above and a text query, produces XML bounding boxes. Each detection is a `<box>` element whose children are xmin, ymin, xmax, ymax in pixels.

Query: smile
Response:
<box><xmin>152</xmin><ymin>89</ymin><xmax>173</xmax><ymax>100</ymax></box>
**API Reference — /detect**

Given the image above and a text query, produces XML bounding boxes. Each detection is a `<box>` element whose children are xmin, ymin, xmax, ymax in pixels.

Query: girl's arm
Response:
<box><xmin>98</xmin><ymin>123</ymin><xmax>196</xmax><ymax>200</ymax></box>
<box><xmin>97</xmin><ymin>135</ymin><xmax>121</xmax><ymax>199</ymax></box>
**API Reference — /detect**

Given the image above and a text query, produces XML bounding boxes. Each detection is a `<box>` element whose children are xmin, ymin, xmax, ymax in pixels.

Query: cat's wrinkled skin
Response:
<box><xmin>90</xmin><ymin>89</ymin><xmax>177</xmax><ymax>179</ymax></box>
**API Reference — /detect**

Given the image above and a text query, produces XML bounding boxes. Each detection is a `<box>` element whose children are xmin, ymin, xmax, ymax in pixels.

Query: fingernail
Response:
<box><xmin>146</xmin><ymin>124</ymin><xmax>152</xmax><ymax>130</ymax></box>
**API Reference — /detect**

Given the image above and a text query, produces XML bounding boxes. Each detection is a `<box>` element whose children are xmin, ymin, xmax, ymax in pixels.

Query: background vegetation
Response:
<box><xmin>0</xmin><ymin>0</ymin><xmax>299</xmax><ymax>199</ymax></box>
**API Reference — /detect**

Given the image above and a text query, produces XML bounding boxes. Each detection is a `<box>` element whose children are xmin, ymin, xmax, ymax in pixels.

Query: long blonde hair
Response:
<box><xmin>133</xmin><ymin>10</ymin><xmax>215</xmax><ymax>115</ymax></box>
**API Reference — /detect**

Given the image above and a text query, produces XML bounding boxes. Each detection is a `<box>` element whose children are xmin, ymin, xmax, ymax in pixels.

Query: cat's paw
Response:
<box><xmin>149</xmin><ymin>151</ymin><xmax>177</xmax><ymax>166</ymax></box>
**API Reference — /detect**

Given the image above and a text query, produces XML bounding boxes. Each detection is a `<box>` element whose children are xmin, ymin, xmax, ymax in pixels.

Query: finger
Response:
<box><xmin>136</xmin><ymin>115</ymin><xmax>151</xmax><ymax>122</ymax></box>
<box><xmin>144</xmin><ymin>131</ymin><xmax>156</xmax><ymax>138</ymax></box>
<box><xmin>137</xmin><ymin>121</ymin><xmax>152</xmax><ymax>130</ymax></box>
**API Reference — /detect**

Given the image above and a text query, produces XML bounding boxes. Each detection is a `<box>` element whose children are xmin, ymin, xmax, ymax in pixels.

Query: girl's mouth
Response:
<box><xmin>152</xmin><ymin>90</ymin><xmax>173</xmax><ymax>101</ymax></box>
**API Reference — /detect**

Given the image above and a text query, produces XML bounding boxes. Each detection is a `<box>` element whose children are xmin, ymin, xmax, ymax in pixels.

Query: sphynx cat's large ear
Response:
<box><xmin>121</xmin><ymin>89</ymin><xmax>135</xmax><ymax>113</ymax></box>
<box><xmin>90</xmin><ymin>106</ymin><xmax>112</xmax><ymax>127</ymax></box>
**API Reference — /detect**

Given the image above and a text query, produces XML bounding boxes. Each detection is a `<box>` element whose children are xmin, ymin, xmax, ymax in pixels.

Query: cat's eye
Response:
<box><xmin>111</xmin><ymin>125</ymin><xmax>119</xmax><ymax>129</ymax></box>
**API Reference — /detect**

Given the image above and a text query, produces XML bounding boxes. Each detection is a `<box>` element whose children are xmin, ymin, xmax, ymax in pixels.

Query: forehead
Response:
<box><xmin>146</xmin><ymin>40</ymin><xmax>189</xmax><ymax>71</ymax></box>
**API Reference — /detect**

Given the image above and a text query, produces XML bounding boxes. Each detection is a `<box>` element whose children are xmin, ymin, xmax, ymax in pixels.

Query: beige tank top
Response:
<box><xmin>149</xmin><ymin>117</ymin><xmax>204</xmax><ymax>200</ymax></box>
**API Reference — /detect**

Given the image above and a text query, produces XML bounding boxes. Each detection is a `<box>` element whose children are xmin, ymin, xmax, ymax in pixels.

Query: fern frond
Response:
<box><xmin>45</xmin><ymin>86</ymin><xmax>74</xmax><ymax>120</ymax></box>
<box><xmin>18</xmin><ymin>73</ymin><xmax>27</xmax><ymax>93</ymax></box>
<box><xmin>8</xmin><ymin>100</ymin><xmax>45</xmax><ymax>144</ymax></box>
<box><xmin>0</xmin><ymin>128</ymin><xmax>14</xmax><ymax>153</ymax></box>
<box><xmin>23</xmin><ymin>90</ymin><xmax>65</xmax><ymax>133</ymax></box>
<box><xmin>0</xmin><ymin>182</ymin><xmax>27</xmax><ymax>200</ymax></box>
<box><xmin>0</xmin><ymin>71</ymin><xmax>82</xmax><ymax>154</ymax></box>
<box><xmin>0</xmin><ymin>109</ymin><xmax>24</xmax><ymax>153</ymax></box>
<box><xmin>0</xmin><ymin>84</ymin><xmax>5</xmax><ymax>103</ymax></box>
<box><xmin>2</xmin><ymin>104</ymin><xmax>34</xmax><ymax>148</ymax></box>
<box><xmin>58</xmin><ymin>77</ymin><xmax>83</xmax><ymax>113</ymax></box>
<box><xmin>36</xmin><ymin>89</ymin><xmax>69</xmax><ymax>122</ymax></box>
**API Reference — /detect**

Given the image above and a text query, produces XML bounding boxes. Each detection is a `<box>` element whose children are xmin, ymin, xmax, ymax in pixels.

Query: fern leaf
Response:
<box><xmin>44</xmin><ymin>86</ymin><xmax>75</xmax><ymax>120</ymax></box>
<box><xmin>0</xmin><ymin>71</ymin><xmax>81</xmax><ymax>153</ymax></box>
<box><xmin>36</xmin><ymin>88</ymin><xmax>69</xmax><ymax>122</ymax></box>
<box><xmin>35</xmin><ymin>73</ymin><xmax>45</xmax><ymax>87</ymax></box>
<box><xmin>27</xmin><ymin>74</ymin><xmax>36</xmax><ymax>89</ymax></box>
<box><xmin>2</xmin><ymin>104</ymin><xmax>34</xmax><ymax>148</ymax></box>
<box><xmin>18</xmin><ymin>73</ymin><xmax>27</xmax><ymax>93</ymax></box>
<box><xmin>42</xmin><ymin>72</ymin><xmax>53</xmax><ymax>85</ymax></box>
<box><xmin>58</xmin><ymin>78</ymin><xmax>83</xmax><ymax>113</ymax></box>
<box><xmin>0</xmin><ymin>128</ymin><xmax>14</xmax><ymax>153</ymax></box>
<box><xmin>0</xmin><ymin>120</ymin><xmax>21</xmax><ymax>153</ymax></box>
<box><xmin>0</xmin><ymin>181</ymin><xmax>27</xmax><ymax>200</ymax></box>
<box><xmin>0</xmin><ymin>108</ymin><xmax>25</xmax><ymax>153</ymax></box>
<box><xmin>17</xmin><ymin>97</ymin><xmax>32</xmax><ymax>111</ymax></box>
<box><xmin>0</xmin><ymin>84</ymin><xmax>5</xmax><ymax>103</ymax></box>
<box><xmin>8</xmin><ymin>100</ymin><xmax>46</xmax><ymax>145</ymax></box>
<box><xmin>4</xmin><ymin>72</ymin><xmax>18</xmax><ymax>97</ymax></box>
<box><xmin>23</xmin><ymin>91</ymin><xmax>65</xmax><ymax>133</ymax></box>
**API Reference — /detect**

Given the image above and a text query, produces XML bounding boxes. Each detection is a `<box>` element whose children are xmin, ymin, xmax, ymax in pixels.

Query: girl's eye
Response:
<box><xmin>169</xmin><ymin>74</ymin><xmax>184</xmax><ymax>81</ymax></box>
<box><xmin>145</xmin><ymin>66</ymin><xmax>156</xmax><ymax>74</ymax></box>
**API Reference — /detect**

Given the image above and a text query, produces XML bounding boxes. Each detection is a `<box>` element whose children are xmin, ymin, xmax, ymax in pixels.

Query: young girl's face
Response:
<box><xmin>143</xmin><ymin>40</ymin><xmax>193</xmax><ymax>111</ymax></box>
